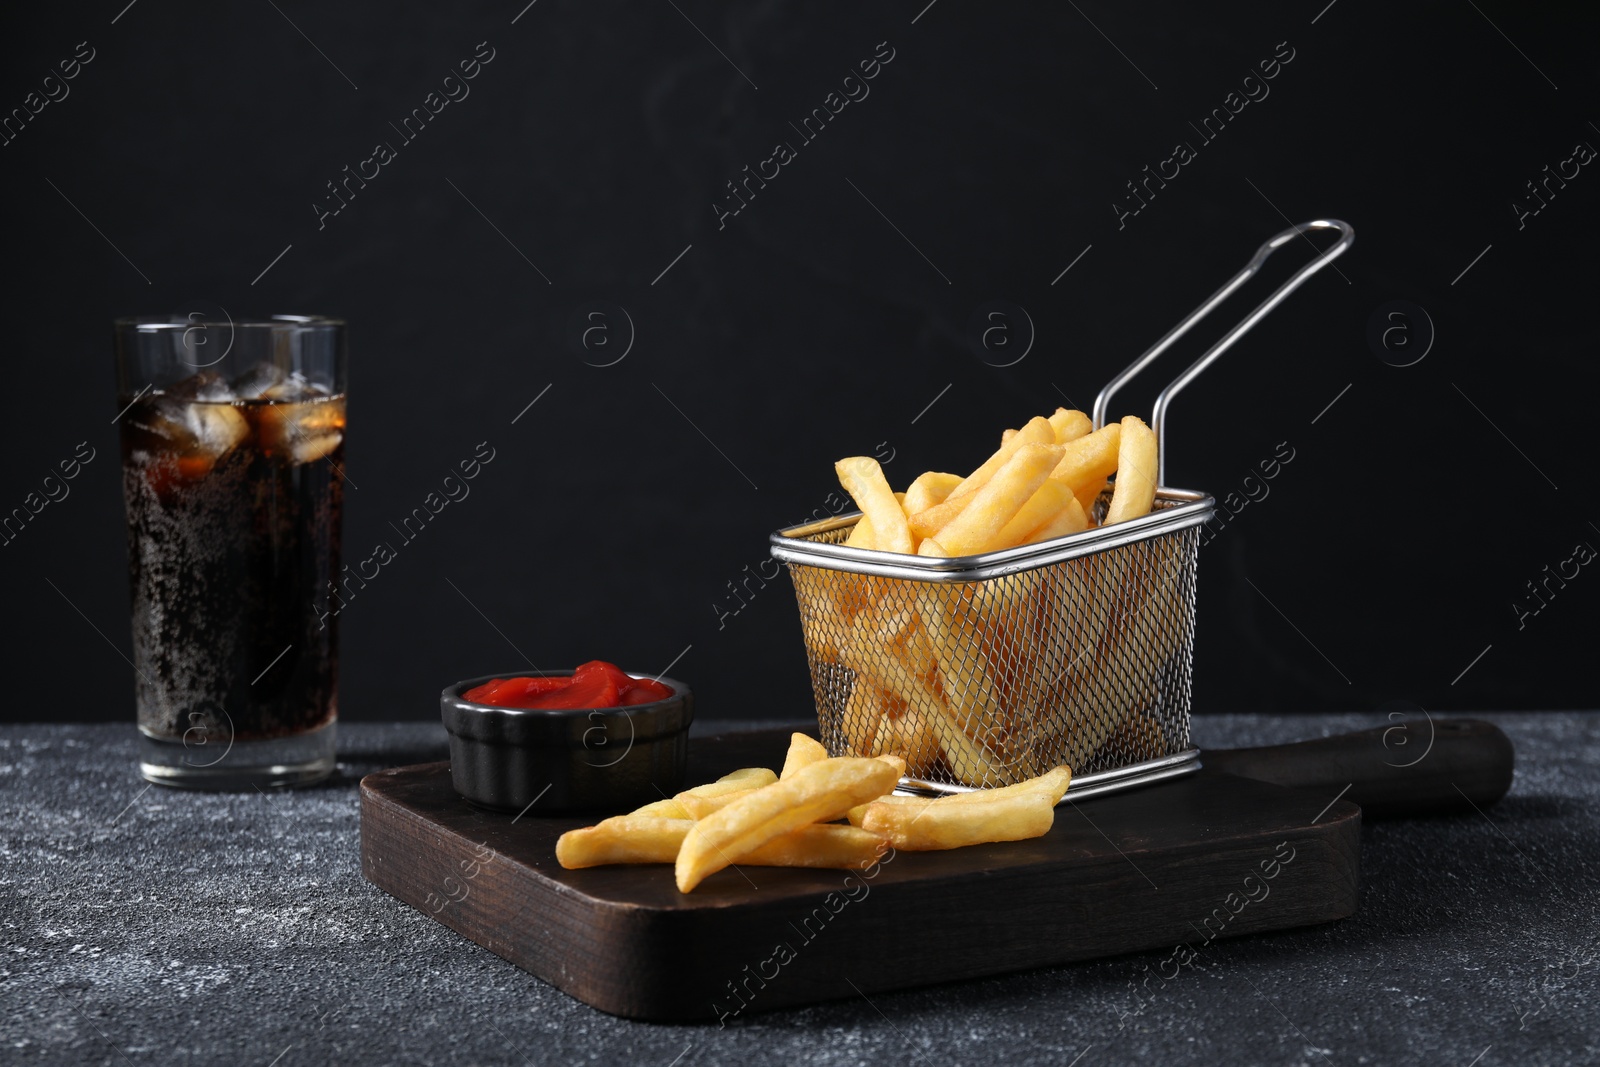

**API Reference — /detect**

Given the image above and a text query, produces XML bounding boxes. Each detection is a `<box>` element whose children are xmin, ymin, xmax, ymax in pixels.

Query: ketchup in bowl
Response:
<box><xmin>464</xmin><ymin>660</ymin><xmax>674</xmax><ymax>710</ymax></box>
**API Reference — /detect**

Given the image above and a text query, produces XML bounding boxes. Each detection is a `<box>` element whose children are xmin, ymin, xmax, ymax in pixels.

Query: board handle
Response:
<box><xmin>1202</xmin><ymin>718</ymin><xmax>1514</xmax><ymax>819</ymax></box>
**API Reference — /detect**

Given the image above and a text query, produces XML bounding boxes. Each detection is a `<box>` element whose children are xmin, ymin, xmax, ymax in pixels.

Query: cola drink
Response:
<box><xmin>119</xmin><ymin>357</ymin><xmax>345</xmax><ymax>785</ymax></box>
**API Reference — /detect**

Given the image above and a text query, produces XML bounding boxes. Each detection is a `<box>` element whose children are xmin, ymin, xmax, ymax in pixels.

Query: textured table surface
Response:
<box><xmin>2</xmin><ymin>714</ymin><xmax>1596</xmax><ymax>1066</ymax></box>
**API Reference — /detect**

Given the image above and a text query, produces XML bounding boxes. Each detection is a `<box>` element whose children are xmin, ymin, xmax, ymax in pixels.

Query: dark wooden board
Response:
<box><xmin>360</xmin><ymin>728</ymin><xmax>1361</xmax><ymax>1021</ymax></box>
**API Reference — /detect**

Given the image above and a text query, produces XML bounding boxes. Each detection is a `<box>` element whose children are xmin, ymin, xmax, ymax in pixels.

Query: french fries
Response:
<box><xmin>1104</xmin><ymin>416</ymin><xmax>1158</xmax><ymax>525</ymax></box>
<box><xmin>556</xmin><ymin>817</ymin><xmax>887</xmax><ymax>870</ymax></box>
<box><xmin>918</xmin><ymin>443</ymin><xmax>1064</xmax><ymax>557</ymax></box>
<box><xmin>848</xmin><ymin>765</ymin><xmax>1070</xmax><ymax>822</ymax></box>
<box><xmin>1026</xmin><ymin>497</ymin><xmax>1089</xmax><ymax>542</ymax></box>
<box><xmin>951</xmin><ymin>415</ymin><xmax>1055</xmax><ymax>499</ymax></box>
<box><xmin>860</xmin><ymin>794</ymin><xmax>1056</xmax><ymax>851</ymax></box>
<box><xmin>557</xmin><ymin>816</ymin><xmax>689</xmax><ymax>866</ymax></box>
<box><xmin>906</xmin><ymin>419</ymin><xmax>1054</xmax><ymax>541</ymax></box>
<box><xmin>1049</xmin><ymin>407</ymin><xmax>1092</xmax><ymax>443</ymax></box>
<box><xmin>676</xmin><ymin>788</ymin><xmax>758</xmax><ymax>820</ymax></box>
<box><xmin>880</xmin><ymin>703</ymin><xmax>941</xmax><ymax>774</ymax></box>
<box><xmin>555</xmin><ymin>747</ymin><xmax>1073</xmax><ymax>890</ymax></box>
<box><xmin>676</xmin><ymin>757</ymin><xmax>900</xmax><ymax>891</ymax></box>
<box><xmin>835</xmin><ymin>457</ymin><xmax>912</xmax><ymax>554</ymax></box>
<box><xmin>1050</xmin><ymin>423</ymin><xmax>1123</xmax><ymax>509</ymax></box>
<box><xmin>843</xmin><ymin>513</ymin><xmax>875</xmax><ymax>549</ymax></box>
<box><xmin>846</xmin><ymin>766</ymin><xmax>1069</xmax><ymax>826</ymax></box>
<box><xmin>630</xmin><ymin>766</ymin><xmax>778</xmax><ymax>819</ymax></box>
<box><xmin>903</xmin><ymin>471</ymin><xmax>962</xmax><ymax>517</ymax></box>
<box><xmin>669</xmin><ymin>401</ymin><xmax>1180</xmax><ymax>892</ymax></box>
<box><xmin>834</xmin><ymin>409</ymin><xmax>1154</xmax><ymax>561</ymax></box>
<box><xmin>805</xmin><ymin>406</ymin><xmax>1176</xmax><ymax>793</ymax></box>
<box><xmin>992</xmin><ymin>478</ymin><xmax>1075</xmax><ymax>551</ymax></box>
<box><xmin>838</xmin><ymin>603</ymin><xmax>943</xmax><ymax>714</ymax></box>
<box><xmin>780</xmin><ymin>732</ymin><xmax>829</xmax><ymax>778</ymax></box>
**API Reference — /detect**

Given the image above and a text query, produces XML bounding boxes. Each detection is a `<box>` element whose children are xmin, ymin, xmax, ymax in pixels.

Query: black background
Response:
<box><xmin>2</xmin><ymin>1</ymin><xmax>1596</xmax><ymax>725</ymax></box>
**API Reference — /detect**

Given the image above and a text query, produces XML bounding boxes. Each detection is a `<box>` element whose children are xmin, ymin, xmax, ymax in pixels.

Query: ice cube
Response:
<box><xmin>256</xmin><ymin>396</ymin><xmax>345</xmax><ymax>464</ymax></box>
<box><xmin>291</xmin><ymin>432</ymin><xmax>344</xmax><ymax>464</ymax></box>
<box><xmin>130</xmin><ymin>394</ymin><xmax>249</xmax><ymax>477</ymax></box>
<box><xmin>231</xmin><ymin>362</ymin><xmax>287</xmax><ymax>400</ymax></box>
<box><xmin>187</xmin><ymin>402</ymin><xmax>249</xmax><ymax>460</ymax></box>
<box><xmin>127</xmin><ymin>397</ymin><xmax>193</xmax><ymax>451</ymax></box>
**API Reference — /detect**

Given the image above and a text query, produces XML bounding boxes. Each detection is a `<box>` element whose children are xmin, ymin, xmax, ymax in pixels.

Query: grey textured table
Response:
<box><xmin>3</xmin><ymin>714</ymin><xmax>1596</xmax><ymax>1066</ymax></box>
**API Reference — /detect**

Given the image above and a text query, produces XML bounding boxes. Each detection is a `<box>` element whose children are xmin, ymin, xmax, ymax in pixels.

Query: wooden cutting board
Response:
<box><xmin>360</xmin><ymin>728</ymin><xmax>1360</xmax><ymax>1021</ymax></box>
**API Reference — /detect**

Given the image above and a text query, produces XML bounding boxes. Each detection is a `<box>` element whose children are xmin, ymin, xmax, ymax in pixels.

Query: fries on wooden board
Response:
<box><xmin>555</xmin><ymin>735</ymin><xmax>1070</xmax><ymax>892</ymax></box>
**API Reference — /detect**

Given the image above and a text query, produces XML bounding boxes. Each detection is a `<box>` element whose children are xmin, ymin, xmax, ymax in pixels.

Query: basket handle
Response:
<box><xmin>1091</xmin><ymin>219</ymin><xmax>1354</xmax><ymax>485</ymax></box>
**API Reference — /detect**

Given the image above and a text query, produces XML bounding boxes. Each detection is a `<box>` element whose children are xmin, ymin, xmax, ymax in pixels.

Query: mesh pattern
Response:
<box><xmin>782</xmin><ymin>506</ymin><xmax>1199</xmax><ymax>789</ymax></box>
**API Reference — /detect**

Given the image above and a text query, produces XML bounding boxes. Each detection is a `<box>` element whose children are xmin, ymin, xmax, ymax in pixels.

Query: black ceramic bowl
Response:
<box><xmin>441</xmin><ymin>671</ymin><xmax>693</xmax><ymax>814</ymax></box>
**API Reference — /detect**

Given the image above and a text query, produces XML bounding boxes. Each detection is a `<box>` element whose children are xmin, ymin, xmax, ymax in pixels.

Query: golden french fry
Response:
<box><xmin>917</xmin><ymin>539</ymin><xmax>950</xmax><ymax>557</ymax></box>
<box><xmin>1105</xmin><ymin>416</ymin><xmax>1158</xmax><ymax>525</ymax></box>
<box><xmin>993</xmin><ymin>479</ymin><xmax>1075</xmax><ymax>550</ymax></box>
<box><xmin>914</xmin><ymin>584</ymin><xmax>1003</xmax><ymax>739</ymax></box>
<box><xmin>859</xmin><ymin>791</ymin><xmax>1056</xmax><ymax>850</ymax></box>
<box><xmin>628</xmin><ymin>798</ymin><xmax>692</xmax><ymax>819</ymax></box>
<box><xmin>1020</xmin><ymin>545</ymin><xmax>1151</xmax><ymax>775</ymax></box>
<box><xmin>843</xmin><ymin>513</ymin><xmax>875</xmax><ymax>548</ymax></box>
<box><xmin>1048</xmin><ymin>423</ymin><xmax>1121</xmax><ymax>503</ymax></box>
<box><xmin>953</xmin><ymin>416</ymin><xmax>1055</xmax><ymax>498</ymax></box>
<box><xmin>677</xmin><ymin>788</ymin><xmax>758</xmax><ymax>819</ymax></box>
<box><xmin>839</xmin><ymin>603</ymin><xmax>943</xmax><ymax>713</ymax></box>
<box><xmin>908</xmin><ymin>500</ymin><xmax>961</xmax><ymax>540</ymax></box>
<box><xmin>903</xmin><ymin>471</ymin><xmax>963</xmax><ymax>517</ymax></box>
<box><xmin>999</xmin><ymin>548</ymin><xmax>1131</xmax><ymax>777</ymax></box>
<box><xmin>1023</xmin><ymin>496</ymin><xmax>1089</xmax><ymax>544</ymax></box>
<box><xmin>909</xmin><ymin>419</ymin><xmax>1056</xmax><ymax>537</ymax></box>
<box><xmin>697</xmin><ymin>767</ymin><xmax>778</xmax><ymax>791</ymax></box>
<box><xmin>841</xmin><ymin>684</ymin><xmax>932</xmax><ymax>772</ymax></box>
<box><xmin>941</xmin><ymin>766</ymin><xmax>1071</xmax><ymax>805</ymax></box>
<box><xmin>1076</xmin><ymin>478</ymin><xmax>1112</xmax><ymax>513</ymax></box>
<box><xmin>631</xmin><ymin>766</ymin><xmax>779</xmax><ymax>818</ymax></box>
<box><xmin>913</xmin><ymin>583</ymin><xmax>1027</xmax><ymax>785</ymax></box>
<box><xmin>848</xmin><ymin>765</ymin><xmax>1071</xmax><ymax>824</ymax></box>
<box><xmin>881</xmin><ymin>703</ymin><xmax>941</xmax><ymax>774</ymax></box>
<box><xmin>558</xmin><ymin>816</ymin><xmax>688</xmax><ymax>867</ymax></box>
<box><xmin>964</xmin><ymin>767</ymin><xmax>1071</xmax><ymax>803</ymax></box>
<box><xmin>835</xmin><ymin>457</ymin><xmax>913</xmax><ymax>554</ymax></box>
<box><xmin>978</xmin><ymin>571</ymin><xmax>1051</xmax><ymax>712</ymax></box>
<box><xmin>841</xmin><ymin>682</ymin><xmax>887</xmax><ymax>755</ymax></box>
<box><xmin>676</xmin><ymin>757</ymin><xmax>900</xmax><ymax>891</ymax></box>
<box><xmin>1048</xmin><ymin>408</ymin><xmax>1092</xmax><ymax>444</ymax></box>
<box><xmin>1001</xmin><ymin>428</ymin><xmax>1017</xmax><ymax>443</ymax></box>
<box><xmin>781</xmin><ymin>733</ymin><xmax>829</xmax><ymax>779</ymax></box>
<box><xmin>739</xmin><ymin>823</ymin><xmax>889</xmax><ymax>870</ymax></box>
<box><xmin>924</xmin><ymin>701</ymin><xmax>1014</xmax><ymax>787</ymax></box>
<box><xmin>557</xmin><ymin>817</ymin><xmax>888</xmax><ymax>870</ymax></box>
<box><xmin>926</xmin><ymin>572</ymin><xmax>1039</xmax><ymax>775</ymax></box>
<box><xmin>924</xmin><ymin>443</ymin><xmax>1064</xmax><ymax>556</ymax></box>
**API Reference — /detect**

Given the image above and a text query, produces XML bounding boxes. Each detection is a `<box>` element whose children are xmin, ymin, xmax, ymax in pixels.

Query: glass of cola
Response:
<box><xmin>114</xmin><ymin>314</ymin><xmax>347</xmax><ymax>788</ymax></box>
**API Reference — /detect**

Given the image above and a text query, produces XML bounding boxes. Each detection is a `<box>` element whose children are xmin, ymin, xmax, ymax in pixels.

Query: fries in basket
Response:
<box><xmin>797</xmin><ymin>409</ymin><xmax>1190</xmax><ymax>789</ymax></box>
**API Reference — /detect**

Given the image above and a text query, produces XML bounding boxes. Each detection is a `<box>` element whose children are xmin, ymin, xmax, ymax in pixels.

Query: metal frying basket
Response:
<box><xmin>771</xmin><ymin>220</ymin><xmax>1354</xmax><ymax>799</ymax></box>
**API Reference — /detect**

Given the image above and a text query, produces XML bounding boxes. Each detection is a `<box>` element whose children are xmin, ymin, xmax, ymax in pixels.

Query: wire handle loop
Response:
<box><xmin>1091</xmin><ymin>219</ymin><xmax>1354</xmax><ymax>484</ymax></box>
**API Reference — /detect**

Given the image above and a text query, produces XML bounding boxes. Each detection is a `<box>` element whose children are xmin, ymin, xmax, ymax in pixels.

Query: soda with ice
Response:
<box><xmin>120</xmin><ymin>363</ymin><xmax>345</xmax><ymax>751</ymax></box>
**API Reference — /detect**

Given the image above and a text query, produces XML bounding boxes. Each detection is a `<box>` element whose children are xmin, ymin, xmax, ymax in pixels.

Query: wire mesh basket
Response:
<box><xmin>770</xmin><ymin>220</ymin><xmax>1353</xmax><ymax>798</ymax></box>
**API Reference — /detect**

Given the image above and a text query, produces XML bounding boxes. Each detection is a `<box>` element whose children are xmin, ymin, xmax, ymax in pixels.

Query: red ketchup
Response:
<box><xmin>464</xmin><ymin>660</ymin><xmax>674</xmax><ymax>710</ymax></box>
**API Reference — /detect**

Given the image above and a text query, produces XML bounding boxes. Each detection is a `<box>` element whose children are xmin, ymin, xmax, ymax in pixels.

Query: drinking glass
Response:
<box><xmin>114</xmin><ymin>315</ymin><xmax>346</xmax><ymax>788</ymax></box>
